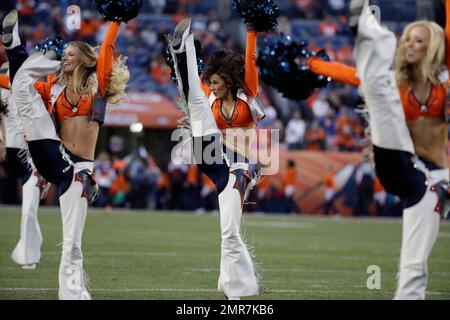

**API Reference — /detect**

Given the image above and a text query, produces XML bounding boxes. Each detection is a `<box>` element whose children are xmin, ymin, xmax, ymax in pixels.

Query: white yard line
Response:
<box><xmin>0</xmin><ymin>287</ymin><xmax>448</xmax><ymax>296</ymax></box>
<box><xmin>1</xmin><ymin>250</ymin><xmax>449</xmax><ymax>263</ymax></box>
<box><xmin>184</xmin><ymin>268</ymin><xmax>450</xmax><ymax>276</ymax></box>
<box><xmin>243</xmin><ymin>221</ymin><xmax>314</xmax><ymax>229</ymax></box>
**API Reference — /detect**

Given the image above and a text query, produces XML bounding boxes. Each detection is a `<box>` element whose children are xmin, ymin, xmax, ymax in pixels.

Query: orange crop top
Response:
<box><xmin>54</xmin><ymin>87</ymin><xmax>94</xmax><ymax>120</ymax></box>
<box><xmin>212</xmin><ymin>100</ymin><xmax>255</xmax><ymax>129</ymax></box>
<box><xmin>33</xmin><ymin>21</ymin><xmax>121</xmax><ymax>123</ymax></box>
<box><xmin>1</xmin><ymin>76</ymin><xmax>97</xmax><ymax>122</ymax></box>
<box><xmin>309</xmin><ymin>57</ymin><xmax>448</xmax><ymax>121</ymax></box>
<box><xmin>202</xmin><ymin>31</ymin><xmax>259</xmax><ymax>130</ymax></box>
<box><xmin>399</xmin><ymin>84</ymin><xmax>446</xmax><ymax>121</ymax></box>
<box><xmin>307</xmin><ymin>0</ymin><xmax>450</xmax><ymax>122</ymax></box>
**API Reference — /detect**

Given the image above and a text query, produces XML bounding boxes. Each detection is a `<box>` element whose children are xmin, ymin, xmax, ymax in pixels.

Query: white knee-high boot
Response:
<box><xmin>217</xmin><ymin>171</ymin><xmax>259</xmax><ymax>298</ymax></box>
<box><xmin>355</xmin><ymin>0</ymin><xmax>415</xmax><ymax>154</ymax></box>
<box><xmin>169</xmin><ymin>27</ymin><xmax>221</xmax><ymax>164</ymax></box>
<box><xmin>11</xmin><ymin>172</ymin><xmax>42</xmax><ymax>267</ymax></box>
<box><xmin>178</xmin><ymin>32</ymin><xmax>220</xmax><ymax>138</ymax></box>
<box><xmin>58</xmin><ymin>162</ymin><xmax>93</xmax><ymax>300</ymax></box>
<box><xmin>395</xmin><ymin>169</ymin><xmax>448</xmax><ymax>300</ymax></box>
<box><xmin>185</xmin><ymin>34</ymin><xmax>218</xmax><ymax>137</ymax></box>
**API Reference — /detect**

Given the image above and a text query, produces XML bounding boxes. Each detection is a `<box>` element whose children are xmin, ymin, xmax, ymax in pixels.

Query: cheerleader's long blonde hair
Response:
<box><xmin>396</xmin><ymin>21</ymin><xmax>446</xmax><ymax>87</ymax></box>
<box><xmin>57</xmin><ymin>41</ymin><xmax>129</xmax><ymax>104</ymax></box>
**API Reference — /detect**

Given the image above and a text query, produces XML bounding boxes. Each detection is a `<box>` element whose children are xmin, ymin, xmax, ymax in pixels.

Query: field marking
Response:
<box><xmin>0</xmin><ymin>251</ymin><xmax>395</xmax><ymax>262</ymax></box>
<box><xmin>2</xmin><ymin>206</ymin><xmax>450</xmax><ymax>228</ymax></box>
<box><xmin>1</xmin><ymin>250</ymin><xmax>449</xmax><ymax>263</ymax></box>
<box><xmin>0</xmin><ymin>287</ymin><xmax>448</xmax><ymax>296</ymax></box>
<box><xmin>0</xmin><ymin>206</ymin><xmax>410</xmax><ymax>224</ymax></box>
<box><xmin>184</xmin><ymin>268</ymin><xmax>358</xmax><ymax>274</ymax></box>
<box><xmin>183</xmin><ymin>268</ymin><xmax>450</xmax><ymax>277</ymax></box>
<box><xmin>243</xmin><ymin>221</ymin><xmax>314</xmax><ymax>229</ymax></box>
<box><xmin>0</xmin><ymin>251</ymin><xmax>220</xmax><ymax>257</ymax></box>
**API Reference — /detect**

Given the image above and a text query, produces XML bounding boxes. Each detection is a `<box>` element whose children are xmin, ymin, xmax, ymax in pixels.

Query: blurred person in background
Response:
<box><xmin>156</xmin><ymin>168</ymin><xmax>171</xmax><ymax>210</ymax></box>
<box><xmin>167</xmin><ymin>150</ymin><xmax>188</xmax><ymax>210</ymax></box>
<box><xmin>126</xmin><ymin>147</ymin><xmax>156</xmax><ymax>209</ymax></box>
<box><xmin>285</xmin><ymin>110</ymin><xmax>306</xmax><ymax>150</ymax></box>
<box><xmin>94</xmin><ymin>151</ymin><xmax>116</xmax><ymax>208</ymax></box>
<box><xmin>284</xmin><ymin>159</ymin><xmax>300</xmax><ymax>213</ymax></box>
<box><xmin>110</xmin><ymin>158</ymin><xmax>129</xmax><ymax>208</ymax></box>
<box><xmin>324</xmin><ymin>164</ymin><xmax>339</xmax><ymax>216</ymax></box>
<box><xmin>305</xmin><ymin>121</ymin><xmax>326</xmax><ymax>150</ymax></box>
<box><xmin>353</xmin><ymin>152</ymin><xmax>375</xmax><ymax>216</ymax></box>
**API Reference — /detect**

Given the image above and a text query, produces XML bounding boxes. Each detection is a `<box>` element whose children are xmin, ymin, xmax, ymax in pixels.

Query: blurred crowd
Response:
<box><xmin>88</xmin><ymin>145</ymin><xmax>402</xmax><ymax>216</ymax></box>
<box><xmin>0</xmin><ymin>136</ymin><xmax>402</xmax><ymax>216</ymax></box>
<box><xmin>85</xmin><ymin>144</ymin><xmax>303</xmax><ymax>214</ymax></box>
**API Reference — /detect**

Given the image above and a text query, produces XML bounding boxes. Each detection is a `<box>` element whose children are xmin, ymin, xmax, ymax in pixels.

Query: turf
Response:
<box><xmin>0</xmin><ymin>207</ymin><xmax>449</xmax><ymax>300</ymax></box>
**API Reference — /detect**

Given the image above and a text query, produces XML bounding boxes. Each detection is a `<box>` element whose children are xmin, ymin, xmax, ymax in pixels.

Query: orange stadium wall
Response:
<box><xmin>273</xmin><ymin>151</ymin><xmax>450</xmax><ymax>216</ymax></box>
<box><xmin>38</xmin><ymin>149</ymin><xmax>450</xmax><ymax>215</ymax></box>
<box><xmin>274</xmin><ymin>151</ymin><xmax>366</xmax><ymax>216</ymax></box>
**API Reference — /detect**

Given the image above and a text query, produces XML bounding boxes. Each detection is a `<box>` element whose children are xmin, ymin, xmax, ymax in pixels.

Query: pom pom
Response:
<box><xmin>165</xmin><ymin>39</ymin><xmax>204</xmax><ymax>83</ymax></box>
<box><xmin>232</xmin><ymin>0</ymin><xmax>279</xmax><ymax>32</ymax></box>
<box><xmin>93</xmin><ymin>0</ymin><xmax>142</xmax><ymax>22</ymax></box>
<box><xmin>257</xmin><ymin>35</ymin><xmax>330</xmax><ymax>100</ymax></box>
<box><xmin>35</xmin><ymin>36</ymin><xmax>68</xmax><ymax>60</ymax></box>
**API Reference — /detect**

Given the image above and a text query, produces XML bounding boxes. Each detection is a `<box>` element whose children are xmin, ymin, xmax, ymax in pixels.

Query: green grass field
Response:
<box><xmin>0</xmin><ymin>207</ymin><xmax>449</xmax><ymax>300</ymax></box>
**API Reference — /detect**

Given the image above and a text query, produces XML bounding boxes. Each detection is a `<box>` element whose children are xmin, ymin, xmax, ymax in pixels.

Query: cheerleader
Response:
<box><xmin>168</xmin><ymin>18</ymin><xmax>264</xmax><ymax>300</ymax></box>
<box><xmin>308</xmin><ymin>0</ymin><xmax>449</xmax><ymax>299</ymax></box>
<box><xmin>2</xmin><ymin>5</ymin><xmax>132</xmax><ymax>299</ymax></box>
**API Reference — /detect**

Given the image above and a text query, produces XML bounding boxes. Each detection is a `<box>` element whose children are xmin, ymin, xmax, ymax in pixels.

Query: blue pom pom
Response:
<box><xmin>93</xmin><ymin>0</ymin><xmax>142</xmax><ymax>22</ymax></box>
<box><xmin>257</xmin><ymin>35</ymin><xmax>330</xmax><ymax>100</ymax></box>
<box><xmin>35</xmin><ymin>36</ymin><xmax>68</xmax><ymax>60</ymax></box>
<box><xmin>232</xmin><ymin>0</ymin><xmax>279</xmax><ymax>32</ymax></box>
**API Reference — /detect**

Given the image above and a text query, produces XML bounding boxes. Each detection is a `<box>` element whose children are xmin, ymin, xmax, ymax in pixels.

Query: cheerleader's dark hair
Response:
<box><xmin>201</xmin><ymin>49</ymin><xmax>246</xmax><ymax>99</ymax></box>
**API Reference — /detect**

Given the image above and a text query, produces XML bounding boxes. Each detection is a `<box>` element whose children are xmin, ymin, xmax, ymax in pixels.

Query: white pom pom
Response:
<box><xmin>437</xmin><ymin>66</ymin><xmax>449</xmax><ymax>84</ymax></box>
